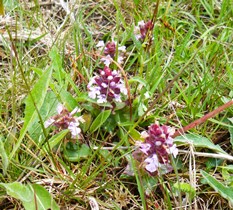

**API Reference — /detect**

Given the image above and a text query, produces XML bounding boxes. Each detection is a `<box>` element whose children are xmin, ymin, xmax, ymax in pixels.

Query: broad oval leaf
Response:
<box><xmin>0</xmin><ymin>182</ymin><xmax>32</xmax><ymax>203</ymax></box>
<box><xmin>174</xmin><ymin>134</ymin><xmax>227</xmax><ymax>154</ymax></box>
<box><xmin>89</xmin><ymin>110</ymin><xmax>111</xmax><ymax>133</ymax></box>
<box><xmin>0</xmin><ymin>182</ymin><xmax>59</xmax><ymax>210</ymax></box>
<box><xmin>64</xmin><ymin>142</ymin><xmax>91</xmax><ymax>162</ymax></box>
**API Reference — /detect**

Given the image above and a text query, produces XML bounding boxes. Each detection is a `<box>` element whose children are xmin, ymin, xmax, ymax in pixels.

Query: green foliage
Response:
<box><xmin>9</xmin><ymin>67</ymin><xmax>53</xmax><ymax>161</ymax></box>
<box><xmin>0</xmin><ymin>182</ymin><xmax>59</xmax><ymax>210</ymax></box>
<box><xmin>42</xmin><ymin>130</ymin><xmax>69</xmax><ymax>152</ymax></box>
<box><xmin>0</xmin><ymin>137</ymin><xmax>8</xmax><ymax>176</ymax></box>
<box><xmin>28</xmin><ymin>91</ymin><xmax>59</xmax><ymax>143</ymax></box>
<box><xmin>174</xmin><ymin>134</ymin><xmax>226</xmax><ymax>154</ymax></box>
<box><xmin>173</xmin><ymin>182</ymin><xmax>196</xmax><ymax>200</ymax></box>
<box><xmin>89</xmin><ymin>110</ymin><xmax>111</xmax><ymax>133</ymax></box>
<box><xmin>201</xmin><ymin>170</ymin><xmax>233</xmax><ymax>206</ymax></box>
<box><xmin>1</xmin><ymin>0</ymin><xmax>233</xmax><ymax>209</ymax></box>
<box><xmin>64</xmin><ymin>142</ymin><xmax>91</xmax><ymax>162</ymax></box>
<box><xmin>219</xmin><ymin>165</ymin><xmax>233</xmax><ymax>186</ymax></box>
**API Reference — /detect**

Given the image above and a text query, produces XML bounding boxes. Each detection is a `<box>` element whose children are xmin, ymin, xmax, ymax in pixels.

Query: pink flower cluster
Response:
<box><xmin>45</xmin><ymin>104</ymin><xmax>85</xmax><ymax>139</ymax></box>
<box><xmin>134</xmin><ymin>20</ymin><xmax>154</xmax><ymax>41</ymax></box>
<box><xmin>88</xmin><ymin>66</ymin><xmax>127</xmax><ymax>103</ymax></box>
<box><xmin>96</xmin><ymin>40</ymin><xmax>126</xmax><ymax>66</ymax></box>
<box><xmin>134</xmin><ymin>122</ymin><xmax>178</xmax><ymax>175</ymax></box>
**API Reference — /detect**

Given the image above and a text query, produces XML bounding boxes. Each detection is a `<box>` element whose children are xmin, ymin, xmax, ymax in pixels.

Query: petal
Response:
<box><xmin>101</xmin><ymin>55</ymin><xmax>112</xmax><ymax>67</ymax></box>
<box><xmin>57</xmin><ymin>103</ymin><xmax>64</xmax><ymax>114</ymax></box>
<box><xmin>138</xmin><ymin>142</ymin><xmax>151</xmax><ymax>155</ymax></box>
<box><xmin>114</xmin><ymin>94</ymin><xmax>122</xmax><ymax>102</ymax></box>
<box><xmin>118</xmin><ymin>46</ymin><xmax>126</xmax><ymax>52</ymax></box>
<box><xmin>138</xmin><ymin>20</ymin><xmax>145</xmax><ymax>26</ymax></box>
<box><xmin>68</xmin><ymin>122</ymin><xmax>81</xmax><ymax>138</ymax></box>
<box><xmin>144</xmin><ymin>154</ymin><xmax>159</xmax><ymax>173</ymax></box>
<box><xmin>70</xmin><ymin>107</ymin><xmax>80</xmax><ymax>115</ymax></box>
<box><xmin>44</xmin><ymin>118</ymin><xmax>55</xmax><ymax>128</ymax></box>
<box><xmin>96</xmin><ymin>40</ymin><xmax>105</xmax><ymax>48</ymax></box>
<box><xmin>75</xmin><ymin>116</ymin><xmax>85</xmax><ymax>123</ymax></box>
<box><xmin>97</xmin><ymin>95</ymin><xmax>107</xmax><ymax>103</ymax></box>
<box><xmin>141</xmin><ymin>131</ymin><xmax>149</xmax><ymax>139</ymax></box>
<box><xmin>169</xmin><ymin>144</ymin><xmax>178</xmax><ymax>158</ymax></box>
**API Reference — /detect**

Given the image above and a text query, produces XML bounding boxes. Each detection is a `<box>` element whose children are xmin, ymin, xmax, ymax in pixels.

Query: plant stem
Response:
<box><xmin>173</xmin><ymin>99</ymin><xmax>233</xmax><ymax>137</ymax></box>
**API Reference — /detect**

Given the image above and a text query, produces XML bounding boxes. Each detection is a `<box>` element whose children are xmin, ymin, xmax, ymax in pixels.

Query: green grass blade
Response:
<box><xmin>0</xmin><ymin>137</ymin><xmax>9</xmax><ymax>176</ymax></box>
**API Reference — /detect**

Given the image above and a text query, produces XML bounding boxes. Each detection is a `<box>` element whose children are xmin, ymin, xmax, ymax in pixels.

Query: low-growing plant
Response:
<box><xmin>0</xmin><ymin>0</ymin><xmax>233</xmax><ymax>209</ymax></box>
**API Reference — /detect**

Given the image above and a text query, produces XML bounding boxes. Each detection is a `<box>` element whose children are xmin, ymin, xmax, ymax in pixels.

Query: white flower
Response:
<box><xmin>138</xmin><ymin>20</ymin><xmax>145</xmax><ymax>26</ymax></box>
<box><xmin>138</xmin><ymin>142</ymin><xmax>151</xmax><ymax>155</ymax></box>
<box><xmin>144</xmin><ymin>92</ymin><xmax>150</xmax><ymax>99</ymax></box>
<box><xmin>144</xmin><ymin>154</ymin><xmax>159</xmax><ymax>173</ymax></box>
<box><xmin>88</xmin><ymin>86</ymin><xmax>101</xmax><ymax>99</ymax></box>
<box><xmin>101</xmin><ymin>55</ymin><xmax>112</xmax><ymax>67</ymax></box>
<box><xmin>96</xmin><ymin>40</ymin><xmax>105</xmax><ymax>48</ymax></box>
<box><xmin>44</xmin><ymin>118</ymin><xmax>55</xmax><ymax>128</ymax></box>
<box><xmin>168</xmin><ymin>144</ymin><xmax>178</xmax><ymax>158</ymax></box>
<box><xmin>97</xmin><ymin>94</ymin><xmax>107</xmax><ymax>103</ymax></box>
<box><xmin>114</xmin><ymin>94</ymin><xmax>122</xmax><ymax>102</ymax></box>
<box><xmin>68</xmin><ymin>122</ymin><xmax>81</xmax><ymax>138</ymax></box>
<box><xmin>57</xmin><ymin>103</ymin><xmax>64</xmax><ymax>114</ymax></box>
<box><xmin>118</xmin><ymin>45</ymin><xmax>126</xmax><ymax>52</ymax></box>
<box><xmin>44</xmin><ymin>104</ymin><xmax>84</xmax><ymax>139</ymax></box>
<box><xmin>116</xmin><ymin>81</ymin><xmax>127</xmax><ymax>95</ymax></box>
<box><xmin>140</xmin><ymin>131</ymin><xmax>149</xmax><ymax>139</ymax></box>
<box><xmin>117</xmin><ymin>55</ymin><xmax>124</xmax><ymax>65</ymax></box>
<box><xmin>70</xmin><ymin>107</ymin><xmax>81</xmax><ymax>115</ymax></box>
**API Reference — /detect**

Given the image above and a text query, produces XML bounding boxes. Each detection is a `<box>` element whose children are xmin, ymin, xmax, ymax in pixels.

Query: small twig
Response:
<box><xmin>173</xmin><ymin>99</ymin><xmax>233</xmax><ymax>137</ymax></box>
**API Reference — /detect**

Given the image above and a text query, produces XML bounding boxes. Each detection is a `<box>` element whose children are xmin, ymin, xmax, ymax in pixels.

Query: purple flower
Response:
<box><xmin>88</xmin><ymin>66</ymin><xmax>127</xmax><ymax>104</ymax></box>
<box><xmin>134</xmin><ymin>122</ymin><xmax>178</xmax><ymax>175</ymax></box>
<box><xmin>134</xmin><ymin>20</ymin><xmax>154</xmax><ymax>41</ymax></box>
<box><xmin>45</xmin><ymin>104</ymin><xmax>84</xmax><ymax>138</ymax></box>
<box><xmin>96</xmin><ymin>40</ymin><xmax>126</xmax><ymax>66</ymax></box>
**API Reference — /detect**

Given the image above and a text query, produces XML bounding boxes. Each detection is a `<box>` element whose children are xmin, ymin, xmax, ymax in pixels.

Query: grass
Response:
<box><xmin>0</xmin><ymin>0</ymin><xmax>233</xmax><ymax>209</ymax></box>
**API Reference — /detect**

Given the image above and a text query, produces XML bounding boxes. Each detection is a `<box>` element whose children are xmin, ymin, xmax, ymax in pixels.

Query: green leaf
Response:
<box><xmin>128</xmin><ymin>128</ymin><xmax>144</xmax><ymax>142</ymax></box>
<box><xmin>26</xmin><ymin>184</ymin><xmax>60</xmax><ymax>210</ymax></box>
<box><xmin>89</xmin><ymin>110</ymin><xmax>111</xmax><ymax>133</ymax></box>
<box><xmin>28</xmin><ymin>91</ymin><xmax>59</xmax><ymax>143</ymax></box>
<box><xmin>9</xmin><ymin>67</ymin><xmax>53</xmax><ymax>160</ymax></box>
<box><xmin>0</xmin><ymin>137</ymin><xmax>8</xmax><ymax>175</ymax></box>
<box><xmin>49</xmin><ymin>46</ymin><xmax>65</xmax><ymax>85</ymax></box>
<box><xmin>218</xmin><ymin>165</ymin><xmax>233</xmax><ymax>172</ymax></box>
<box><xmin>174</xmin><ymin>134</ymin><xmax>227</xmax><ymax>154</ymax></box>
<box><xmin>0</xmin><ymin>182</ymin><xmax>32</xmax><ymax>203</ymax></box>
<box><xmin>128</xmin><ymin>76</ymin><xmax>148</xmax><ymax>87</ymax></box>
<box><xmin>176</xmin><ymin>27</ymin><xmax>194</xmax><ymax>57</ymax></box>
<box><xmin>42</xmin><ymin>130</ymin><xmax>69</xmax><ymax>152</ymax></box>
<box><xmin>0</xmin><ymin>182</ymin><xmax>59</xmax><ymax>210</ymax></box>
<box><xmin>173</xmin><ymin>182</ymin><xmax>196</xmax><ymax>200</ymax></box>
<box><xmin>81</xmin><ymin>113</ymin><xmax>92</xmax><ymax>132</ymax></box>
<box><xmin>133</xmin><ymin>0</ymin><xmax>140</xmax><ymax>6</ymax></box>
<box><xmin>64</xmin><ymin>142</ymin><xmax>91</xmax><ymax>162</ymax></box>
<box><xmin>58</xmin><ymin>87</ymin><xmax>77</xmax><ymax>110</ymax></box>
<box><xmin>201</xmin><ymin>170</ymin><xmax>233</xmax><ymax>206</ymax></box>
